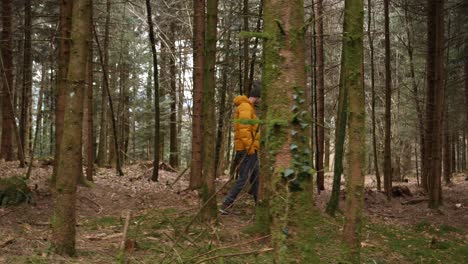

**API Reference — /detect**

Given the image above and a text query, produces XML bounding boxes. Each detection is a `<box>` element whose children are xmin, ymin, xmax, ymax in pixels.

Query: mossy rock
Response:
<box><xmin>0</xmin><ymin>176</ymin><xmax>32</xmax><ymax>206</ymax></box>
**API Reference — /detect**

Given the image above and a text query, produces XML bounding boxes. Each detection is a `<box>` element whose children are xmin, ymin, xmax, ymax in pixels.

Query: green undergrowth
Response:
<box><xmin>362</xmin><ymin>220</ymin><xmax>467</xmax><ymax>263</ymax></box>
<box><xmin>6</xmin><ymin>207</ymin><xmax>465</xmax><ymax>263</ymax></box>
<box><xmin>82</xmin><ymin>207</ymin><xmax>467</xmax><ymax>263</ymax></box>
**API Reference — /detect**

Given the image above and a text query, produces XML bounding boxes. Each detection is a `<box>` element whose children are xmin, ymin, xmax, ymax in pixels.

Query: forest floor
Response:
<box><xmin>0</xmin><ymin>160</ymin><xmax>467</xmax><ymax>263</ymax></box>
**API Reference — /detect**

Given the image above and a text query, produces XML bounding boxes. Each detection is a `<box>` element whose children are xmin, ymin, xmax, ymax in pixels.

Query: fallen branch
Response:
<box><xmin>79</xmin><ymin>195</ymin><xmax>103</xmax><ymax>213</ymax></box>
<box><xmin>189</xmin><ymin>235</ymin><xmax>270</xmax><ymax>261</ymax></box>
<box><xmin>120</xmin><ymin>210</ymin><xmax>132</xmax><ymax>251</ymax></box>
<box><xmin>401</xmin><ymin>198</ymin><xmax>429</xmax><ymax>205</ymax></box>
<box><xmin>194</xmin><ymin>247</ymin><xmax>273</xmax><ymax>264</ymax></box>
<box><xmin>0</xmin><ymin>237</ymin><xmax>14</xmax><ymax>248</ymax></box>
<box><xmin>168</xmin><ymin>164</ymin><xmax>191</xmax><ymax>188</ymax></box>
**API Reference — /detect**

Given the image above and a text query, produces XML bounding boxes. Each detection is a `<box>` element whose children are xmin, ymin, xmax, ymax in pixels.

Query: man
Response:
<box><xmin>220</xmin><ymin>81</ymin><xmax>261</xmax><ymax>215</ymax></box>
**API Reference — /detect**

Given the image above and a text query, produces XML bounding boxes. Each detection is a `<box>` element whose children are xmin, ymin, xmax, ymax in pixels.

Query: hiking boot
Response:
<box><xmin>219</xmin><ymin>203</ymin><xmax>233</xmax><ymax>215</ymax></box>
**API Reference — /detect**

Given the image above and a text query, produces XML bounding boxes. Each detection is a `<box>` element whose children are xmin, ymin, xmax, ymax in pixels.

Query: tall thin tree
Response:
<box><xmin>189</xmin><ymin>0</ymin><xmax>205</xmax><ymax>189</ymax></box>
<box><xmin>316</xmin><ymin>0</ymin><xmax>325</xmax><ymax>192</ymax></box>
<box><xmin>383</xmin><ymin>0</ymin><xmax>392</xmax><ymax>199</ymax></box>
<box><xmin>145</xmin><ymin>0</ymin><xmax>160</xmax><ymax>182</ymax></box>
<box><xmin>367</xmin><ymin>0</ymin><xmax>381</xmax><ymax>190</ymax></box>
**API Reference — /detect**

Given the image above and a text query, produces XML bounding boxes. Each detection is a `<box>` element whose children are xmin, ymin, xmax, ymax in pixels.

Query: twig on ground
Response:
<box><xmin>194</xmin><ymin>247</ymin><xmax>273</xmax><ymax>264</ymax></box>
<box><xmin>168</xmin><ymin>164</ymin><xmax>191</xmax><ymax>188</ymax></box>
<box><xmin>0</xmin><ymin>237</ymin><xmax>14</xmax><ymax>248</ymax></box>
<box><xmin>79</xmin><ymin>195</ymin><xmax>103</xmax><ymax>213</ymax></box>
<box><xmin>401</xmin><ymin>198</ymin><xmax>429</xmax><ymax>205</ymax></box>
<box><xmin>120</xmin><ymin>210</ymin><xmax>132</xmax><ymax>252</ymax></box>
<box><xmin>189</xmin><ymin>235</ymin><xmax>270</xmax><ymax>261</ymax></box>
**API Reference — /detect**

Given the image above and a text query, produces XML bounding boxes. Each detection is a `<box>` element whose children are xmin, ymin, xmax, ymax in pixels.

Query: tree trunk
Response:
<box><xmin>200</xmin><ymin>0</ymin><xmax>219</xmax><ymax>221</ymax></box>
<box><xmin>26</xmin><ymin>62</ymin><xmax>46</xmax><ymax>179</ymax></box>
<box><xmin>367</xmin><ymin>0</ymin><xmax>381</xmax><ymax>191</ymax></box>
<box><xmin>325</xmin><ymin>47</ymin><xmax>347</xmax><ymax>217</ymax></box>
<box><xmin>53</xmin><ymin>0</ymin><xmax>72</xmax><ymax>179</ymax></box>
<box><xmin>1</xmin><ymin>0</ymin><xmax>16</xmax><ymax>162</ymax></box>
<box><xmin>169</xmin><ymin>22</ymin><xmax>179</xmax><ymax>169</ymax></box>
<box><xmin>342</xmin><ymin>0</ymin><xmax>365</xmax><ymax>260</ymax></box>
<box><xmin>383</xmin><ymin>0</ymin><xmax>392</xmax><ymax>200</ymax></box>
<box><xmin>145</xmin><ymin>0</ymin><xmax>160</xmax><ymax>182</ymax></box>
<box><xmin>20</xmin><ymin>0</ymin><xmax>32</xmax><ymax>160</ymax></box>
<box><xmin>242</xmin><ymin>0</ymin><xmax>250</xmax><ymax>95</ymax></box>
<box><xmin>316</xmin><ymin>0</ymin><xmax>325</xmax><ymax>192</ymax></box>
<box><xmin>425</xmin><ymin>0</ymin><xmax>444</xmax><ymax>209</ymax></box>
<box><xmin>189</xmin><ymin>0</ymin><xmax>205</xmax><ymax>189</ymax></box>
<box><xmin>264</xmin><ymin>1</ymin><xmax>316</xmax><ymax>261</ymax></box>
<box><xmin>215</xmin><ymin>25</ymin><xmax>231</xmax><ymax>178</ymax></box>
<box><xmin>93</xmin><ymin>29</ymin><xmax>123</xmax><ymax>176</ymax></box>
<box><xmin>85</xmin><ymin>10</ymin><xmax>94</xmax><ymax>181</ymax></box>
<box><xmin>52</xmin><ymin>0</ymin><xmax>91</xmax><ymax>256</ymax></box>
<box><xmin>403</xmin><ymin>1</ymin><xmax>425</xmax><ymax>190</ymax></box>
<box><xmin>96</xmin><ymin>0</ymin><xmax>110</xmax><ymax>167</ymax></box>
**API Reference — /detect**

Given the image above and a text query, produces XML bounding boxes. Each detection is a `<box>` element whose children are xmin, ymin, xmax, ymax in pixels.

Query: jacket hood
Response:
<box><xmin>233</xmin><ymin>95</ymin><xmax>250</xmax><ymax>106</ymax></box>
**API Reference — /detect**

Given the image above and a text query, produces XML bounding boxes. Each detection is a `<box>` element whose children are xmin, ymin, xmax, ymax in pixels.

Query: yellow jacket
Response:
<box><xmin>233</xmin><ymin>95</ymin><xmax>260</xmax><ymax>154</ymax></box>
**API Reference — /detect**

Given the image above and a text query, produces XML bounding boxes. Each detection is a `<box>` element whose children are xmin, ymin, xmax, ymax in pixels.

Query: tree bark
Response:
<box><xmin>1</xmin><ymin>0</ymin><xmax>16</xmax><ymax>162</ymax></box>
<box><xmin>383</xmin><ymin>0</ymin><xmax>392</xmax><ymax>200</ymax></box>
<box><xmin>145</xmin><ymin>0</ymin><xmax>161</xmax><ymax>182</ymax></box>
<box><xmin>326</xmin><ymin>46</ymin><xmax>347</xmax><ymax>217</ymax></box>
<box><xmin>403</xmin><ymin>0</ymin><xmax>425</xmax><ymax>190</ymax></box>
<box><xmin>169</xmin><ymin>22</ymin><xmax>179</xmax><ymax>169</ymax></box>
<box><xmin>200</xmin><ymin>0</ymin><xmax>219</xmax><ymax>221</ymax></box>
<box><xmin>242</xmin><ymin>0</ymin><xmax>250</xmax><ymax>95</ymax></box>
<box><xmin>367</xmin><ymin>0</ymin><xmax>381</xmax><ymax>191</ymax></box>
<box><xmin>52</xmin><ymin>0</ymin><xmax>91</xmax><ymax>256</ymax></box>
<box><xmin>20</xmin><ymin>0</ymin><xmax>32</xmax><ymax>160</ymax></box>
<box><xmin>189</xmin><ymin>0</ymin><xmax>205</xmax><ymax>189</ymax></box>
<box><xmin>263</xmin><ymin>0</ymin><xmax>316</xmax><ymax>261</ymax></box>
<box><xmin>85</xmin><ymin>4</ymin><xmax>93</xmax><ymax>181</ymax></box>
<box><xmin>96</xmin><ymin>0</ymin><xmax>110</xmax><ymax>167</ymax></box>
<box><xmin>425</xmin><ymin>0</ymin><xmax>444</xmax><ymax>209</ymax></box>
<box><xmin>342</xmin><ymin>0</ymin><xmax>365</xmax><ymax>260</ymax></box>
<box><xmin>316</xmin><ymin>0</ymin><xmax>325</xmax><ymax>192</ymax></box>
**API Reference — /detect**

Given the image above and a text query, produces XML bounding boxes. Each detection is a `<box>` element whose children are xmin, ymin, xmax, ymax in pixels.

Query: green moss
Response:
<box><xmin>0</xmin><ymin>176</ymin><xmax>31</xmax><ymax>206</ymax></box>
<box><xmin>244</xmin><ymin>201</ymin><xmax>270</xmax><ymax>235</ymax></box>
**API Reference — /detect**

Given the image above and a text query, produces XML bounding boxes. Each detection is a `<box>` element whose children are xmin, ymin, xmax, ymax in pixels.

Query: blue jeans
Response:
<box><xmin>223</xmin><ymin>151</ymin><xmax>259</xmax><ymax>206</ymax></box>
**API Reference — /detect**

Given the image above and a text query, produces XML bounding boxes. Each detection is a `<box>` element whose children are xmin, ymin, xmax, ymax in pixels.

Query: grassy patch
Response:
<box><xmin>363</xmin><ymin>221</ymin><xmax>467</xmax><ymax>263</ymax></box>
<box><xmin>84</xmin><ymin>216</ymin><xmax>121</xmax><ymax>230</ymax></box>
<box><xmin>76</xmin><ymin>207</ymin><xmax>466</xmax><ymax>263</ymax></box>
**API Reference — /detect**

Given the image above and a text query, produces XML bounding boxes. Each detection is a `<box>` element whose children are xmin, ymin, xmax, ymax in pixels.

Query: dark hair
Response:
<box><xmin>249</xmin><ymin>80</ymin><xmax>261</xmax><ymax>98</ymax></box>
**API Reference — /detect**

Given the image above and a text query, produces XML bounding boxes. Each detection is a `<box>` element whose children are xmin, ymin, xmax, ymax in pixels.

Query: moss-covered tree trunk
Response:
<box><xmin>263</xmin><ymin>1</ymin><xmax>316</xmax><ymax>262</ymax></box>
<box><xmin>341</xmin><ymin>0</ymin><xmax>365</xmax><ymax>261</ymax></box>
<box><xmin>52</xmin><ymin>0</ymin><xmax>91</xmax><ymax>256</ymax></box>
<box><xmin>200</xmin><ymin>0</ymin><xmax>218</xmax><ymax>221</ymax></box>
